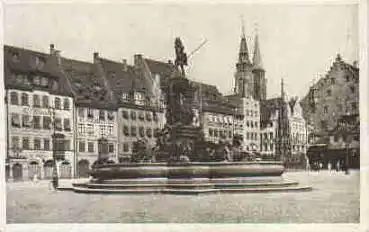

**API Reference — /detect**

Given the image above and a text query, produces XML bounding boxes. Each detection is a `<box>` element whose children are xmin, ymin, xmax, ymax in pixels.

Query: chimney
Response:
<box><xmin>134</xmin><ymin>54</ymin><xmax>143</xmax><ymax>67</ymax></box>
<box><xmin>93</xmin><ymin>52</ymin><xmax>99</xmax><ymax>63</ymax></box>
<box><xmin>50</xmin><ymin>44</ymin><xmax>55</xmax><ymax>55</ymax></box>
<box><xmin>122</xmin><ymin>59</ymin><xmax>128</xmax><ymax>71</ymax></box>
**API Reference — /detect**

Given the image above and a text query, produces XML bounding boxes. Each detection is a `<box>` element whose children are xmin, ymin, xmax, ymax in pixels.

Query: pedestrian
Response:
<box><xmin>327</xmin><ymin>161</ymin><xmax>332</xmax><ymax>171</ymax></box>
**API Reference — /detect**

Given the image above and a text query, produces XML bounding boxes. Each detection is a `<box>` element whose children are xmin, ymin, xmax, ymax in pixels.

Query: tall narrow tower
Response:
<box><xmin>252</xmin><ymin>28</ymin><xmax>267</xmax><ymax>101</ymax></box>
<box><xmin>276</xmin><ymin>79</ymin><xmax>291</xmax><ymax>160</ymax></box>
<box><xmin>234</xmin><ymin>21</ymin><xmax>254</xmax><ymax>98</ymax></box>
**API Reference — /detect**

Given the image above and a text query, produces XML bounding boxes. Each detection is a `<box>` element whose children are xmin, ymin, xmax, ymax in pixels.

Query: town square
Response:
<box><xmin>3</xmin><ymin>2</ymin><xmax>360</xmax><ymax>225</ymax></box>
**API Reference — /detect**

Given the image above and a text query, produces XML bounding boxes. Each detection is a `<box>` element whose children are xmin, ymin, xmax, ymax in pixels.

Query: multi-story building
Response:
<box><xmin>4</xmin><ymin>45</ymin><xmax>75</xmax><ymax>181</ymax></box>
<box><xmin>301</xmin><ymin>54</ymin><xmax>359</xmax><ymax>135</ymax></box>
<box><xmin>98</xmin><ymin>55</ymin><xmax>165</xmax><ymax>161</ymax></box>
<box><xmin>56</xmin><ymin>50</ymin><xmax>119</xmax><ymax>177</ymax></box>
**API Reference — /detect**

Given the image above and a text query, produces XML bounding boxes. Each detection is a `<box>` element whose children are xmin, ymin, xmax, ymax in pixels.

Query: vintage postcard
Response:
<box><xmin>0</xmin><ymin>0</ymin><xmax>367</xmax><ymax>231</ymax></box>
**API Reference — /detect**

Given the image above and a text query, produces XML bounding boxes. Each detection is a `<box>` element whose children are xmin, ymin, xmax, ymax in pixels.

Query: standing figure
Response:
<box><xmin>174</xmin><ymin>37</ymin><xmax>188</xmax><ymax>77</ymax></box>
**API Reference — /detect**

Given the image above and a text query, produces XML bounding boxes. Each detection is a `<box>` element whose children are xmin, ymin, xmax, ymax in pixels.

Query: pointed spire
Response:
<box><xmin>238</xmin><ymin>16</ymin><xmax>250</xmax><ymax>64</ymax></box>
<box><xmin>252</xmin><ymin>24</ymin><xmax>263</xmax><ymax>70</ymax></box>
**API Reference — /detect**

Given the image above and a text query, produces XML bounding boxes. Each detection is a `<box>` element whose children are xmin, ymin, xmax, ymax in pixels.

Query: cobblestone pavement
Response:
<box><xmin>6</xmin><ymin>170</ymin><xmax>359</xmax><ymax>223</ymax></box>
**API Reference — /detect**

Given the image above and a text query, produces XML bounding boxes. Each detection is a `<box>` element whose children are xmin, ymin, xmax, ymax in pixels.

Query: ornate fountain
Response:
<box><xmin>72</xmin><ymin>38</ymin><xmax>312</xmax><ymax>194</ymax></box>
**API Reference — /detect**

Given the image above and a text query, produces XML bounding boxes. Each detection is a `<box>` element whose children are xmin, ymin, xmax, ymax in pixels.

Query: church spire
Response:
<box><xmin>252</xmin><ymin>25</ymin><xmax>263</xmax><ymax>70</ymax></box>
<box><xmin>238</xmin><ymin>16</ymin><xmax>251</xmax><ymax>64</ymax></box>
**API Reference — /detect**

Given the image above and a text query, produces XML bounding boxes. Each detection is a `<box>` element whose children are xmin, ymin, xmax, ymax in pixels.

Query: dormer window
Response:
<box><xmin>35</xmin><ymin>56</ymin><xmax>45</xmax><ymax>69</ymax></box>
<box><xmin>33</xmin><ymin>76</ymin><xmax>41</xmax><ymax>86</ymax></box>
<box><xmin>41</xmin><ymin>77</ymin><xmax>48</xmax><ymax>87</ymax></box>
<box><xmin>12</xmin><ymin>52</ymin><xmax>20</xmax><ymax>62</ymax></box>
<box><xmin>52</xmin><ymin>81</ymin><xmax>58</xmax><ymax>90</ymax></box>
<box><xmin>122</xmin><ymin>93</ymin><xmax>128</xmax><ymax>101</ymax></box>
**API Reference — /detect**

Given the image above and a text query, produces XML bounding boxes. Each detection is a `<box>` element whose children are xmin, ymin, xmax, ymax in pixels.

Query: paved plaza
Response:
<box><xmin>6</xmin><ymin>170</ymin><xmax>359</xmax><ymax>223</ymax></box>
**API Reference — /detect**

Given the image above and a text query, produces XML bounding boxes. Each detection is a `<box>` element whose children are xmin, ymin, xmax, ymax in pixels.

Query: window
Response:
<box><xmin>326</xmin><ymin>89</ymin><xmax>332</xmax><ymax>97</ymax></box>
<box><xmin>64</xmin><ymin>119</ymin><xmax>71</xmax><ymax>131</ymax></box>
<box><xmin>153</xmin><ymin>112</ymin><xmax>158</xmax><ymax>122</ymax></box>
<box><xmin>323</xmin><ymin>106</ymin><xmax>328</xmax><ymax>114</ymax></box>
<box><xmin>55</xmin><ymin>118</ymin><xmax>62</xmax><ymax>131</ymax></box>
<box><xmin>11</xmin><ymin>114</ymin><xmax>20</xmax><ymax>127</ymax></box>
<box><xmin>33</xmin><ymin>95</ymin><xmax>40</xmax><ymax>107</ymax></box>
<box><xmin>34</xmin><ymin>139</ymin><xmax>41</xmax><ymax>150</ymax></box>
<box><xmin>123</xmin><ymin>125</ymin><xmax>129</xmax><ymax>136</ymax></box>
<box><xmin>21</xmin><ymin>93</ymin><xmax>28</xmax><ymax>106</ymax></box>
<box><xmin>11</xmin><ymin>136</ymin><xmax>20</xmax><ymax>149</ymax></box>
<box><xmin>107</xmin><ymin>111</ymin><xmax>114</xmax><ymax>120</ymax></box>
<box><xmin>139</xmin><ymin>126</ymin><xmax>145</xmax><ymax>137</ymax></box>
<box><xmin>22</xmin><ymin>115</ymin><xmax>31</xmax><ymax>128</ymax></box>
<box><xmin>99</xmin><ymin>110</ymin><xmax>105</xmax><ymax>121</ymax></box>
<box><xmin>331</xmin><ymin>78</ymin><xmax>335</xmax><ymax>84</ymax></box>
<box><xmin>214</xmin><ymin>130</ymin><xmax>219</xmax><ymax>137</ymax></box>
<box><xmin>54</xmin><ymin>97</ymin><xmax>61</xmax><ymax>109</ymax></box>
<box><xmin>131</xmin><ymin>111</ymin><xmax>137</xmax><ymax>120</ymax></box>
<box><xmin>87</xmin><ymin>108</ymin><xmax>93</xmax><ymax>118</ymax></box>
<box><xmin>35</xmin><ymin>56</ymin><xmax>45</xmax><ymax>69</ymax></box>
<box><xmin>138</xmin><ymin>112</ymin><xmax>145</xmax><ymax>121</ymax></box>
<box><xmin>209</xmin><ymin>128</ymin><xmax>214</xmax><ymax>137</ymax></box>
<box><xmin>10</xmin><ymin>92</ymin><xmax>19</xmax><ymax>105</ymax></box>
<box><xmin>350</xmin><ymin>86</ymin><xmax>355</xmax><ymax>94</ymax></box>
<box><xmin>64</xmin><ymin>140</ymin><xmax>70</xmax><ymax>151</ymax></box>
<box><xmin>88</xmin><ymin>142</ymin><xmax>94</xmax><ymax>152</ymax></box>
<box><xmin>123</xmin><ymin>143</ymin><xmax>129</xmax><ymax>152</ymax></box>
<box><xmin>108</xmin><ymin>144</ymin><xmax>114</xmax><ymax>153</ymax></box>
<box><xmin>87</xmin><ymin>124</ymin><xmax>94</xmax><ymax>135</ymax></box>
<box><xmin>351</xmin><ymin>102</ymin><xmax>358</xmax><ymax>111</ymax></box>
<box><xmin>44</xmin><ymin>139</ymin><xmax>50</xmax><ymax>150</ymax></box>
<box><xmin>78</xmin><ymin>124</ymin><xmax>85</xmax><ymax>134</ymax></box>
<box><xmin>33</xmin><ymin>76</ymin><xmax>41</xmax><ymax>86</ymax></box>
<box><xmin>33</xmin><ymin>116</ymin><xmax>41</xmax><ymax>129</ymax></box>
<box><xmin>42</xmin><ymin>116</ymin><xmax>51</xmax><ymax>129</ymax></box>
<box><xmin>22</xmin><ymin>137</ymin><xmax>30</xmax><ymax>150</ymax></box>
<box><xmin>346</xmin><ymin>75</ymin><xmax>350</xmax><ymax>82</ymax></box>
<box><xmin>122</xmin><ymin>110</ymin><xmax>129</xmax><ymax>119</ymax></box>
<box><xmin>42</xmin><ymin>96</ymin><xmax>49</xmax><ymax>108</ymax></box>
<box><xmin>99</xmin><ymin>125</ymin><xmax>105</xmax><ymax>136</ymax></box>
<box><xmin>131</xmin><ymin>126</ymin><xmax>137</xmax><ymax>136</ymax></box>
<box><xmin>107</xmin><ymin>126</ymin><xmax>113</xmax><ymax>135</ymax></box>
<box><xmin>78</xmin><ymin>108</ymin><xmax>85</xmax><ymax>118</ymax></box>
<box><xmin>41</xmin><ymin>77</ymin><xmax>48</xmax><ymax>87</ymax></box>
<box><xmin>146</xmin><ymin>128</ymin><xmax>153</xmax><ymax>138</ymax></box>
<box><xmin>146</xmin><ymin>112</ymin><xmax>152</xmax><ymax>121</ymax></box>
<box><xmin>79</xmin><ymin>141</ymin><xmax>85</xmax><ymax>152</ymax></box>
<box><xmin>63</xmin><ymin>98</ymin><xmax>70</xmax><ymax>110</ymax></box>
<box><xmin>52</xmin><ymin>81</ymin><xmax>59</xmax><ymax>90</ymax></box>
<box><xmin>154</xmin><ymin>128</ymin><xmax>160</xmax><ymax>137</ymax></box>
<box><xmin>12</xmin><ymin>52</ymin><xmax>20</xmax><ymax>62</ymax></box>
<box><xmin>320</xmin><ymin>120</ymin><xmax>327</xmax><ymax>130</ymax></box>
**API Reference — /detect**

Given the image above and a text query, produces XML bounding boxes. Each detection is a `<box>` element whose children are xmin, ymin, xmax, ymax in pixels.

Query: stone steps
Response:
<box><xmin>70</xmin><ymin>178</ymin><xmax>309</xmax><ymax>194</ymax></box>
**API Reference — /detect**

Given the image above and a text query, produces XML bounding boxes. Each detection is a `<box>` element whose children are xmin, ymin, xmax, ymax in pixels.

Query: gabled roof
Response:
<box><xmin>144</xmin><ymin>58</ymin><xmax>174</xmax><ymax>88</ymax></box>
<box><xmin>4</xmin><ymin>45</ymin><xmax>73</xmax><ymax>97</ymax></box>
<box><xmin>60</xmin><ymin>57</ymin><xmax>116</xmax><ymax>109</ymax></box>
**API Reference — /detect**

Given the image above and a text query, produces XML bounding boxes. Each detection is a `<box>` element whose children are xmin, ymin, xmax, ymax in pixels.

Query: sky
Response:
<box><xmin>4</xmin><ymin>3</ymin><xmax>359</xmax><ymax>99</ymax></box>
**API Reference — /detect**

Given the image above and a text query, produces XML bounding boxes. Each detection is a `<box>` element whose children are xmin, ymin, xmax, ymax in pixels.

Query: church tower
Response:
<box><xmin>252</xmin><ymin>31</ymin><xmax>267</xmax><ymax>101</ymax></box>
<box><xmin>234</xmin><ymin>24</ymin><xmax>254</xmax><ymax>98</ymax></box>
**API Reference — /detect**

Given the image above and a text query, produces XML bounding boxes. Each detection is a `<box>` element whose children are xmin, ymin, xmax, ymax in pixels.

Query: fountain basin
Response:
<box><xmin>90</xmin><ymin>161</ymin><xmax>285</xmax><ymax>180</ymax></box>
<box><xmin>70</xmin><ymin>161</ymin><xmax>312</xmax><ymax>194</ymax></box>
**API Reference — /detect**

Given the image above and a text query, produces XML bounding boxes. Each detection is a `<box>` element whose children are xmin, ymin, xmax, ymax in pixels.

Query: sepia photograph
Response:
<box><xmin>1</xmin><ymin>1</ymin><xmax>363</xmax><ymax>228</ymax></box>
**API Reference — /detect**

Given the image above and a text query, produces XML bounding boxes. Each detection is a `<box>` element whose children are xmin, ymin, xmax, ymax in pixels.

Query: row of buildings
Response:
<box><xmin>7</xmin><ymin>26</ymin><xmax>346</xmax><ymax>181</ymax></box>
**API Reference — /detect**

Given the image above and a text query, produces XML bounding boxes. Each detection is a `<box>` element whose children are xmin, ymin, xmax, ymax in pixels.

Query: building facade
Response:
<box><xmin>301</xmin><ymin>54</ymin><xmax>359</xmax><ymax>135</ymax></box>
<box><xmin>4</xmin><ymin>45</ymin><xmax>75</xmax><ymax>181</ymax></box>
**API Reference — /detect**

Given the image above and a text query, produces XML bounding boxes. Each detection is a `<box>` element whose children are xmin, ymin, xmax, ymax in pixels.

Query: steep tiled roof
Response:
<box><xmin>60</xmin><ymin>57</ymin><xmax>116</xmax><ymax>109</ymax></box>
<box><xmin>4</xmin><ymin>45</ymin><xmax>73</xmax><ymax>96</ymax></box>
<box><xmin>144</xmin><ymin>58</ymin><xmax>174</xmax><ymax>88</ymax></box>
